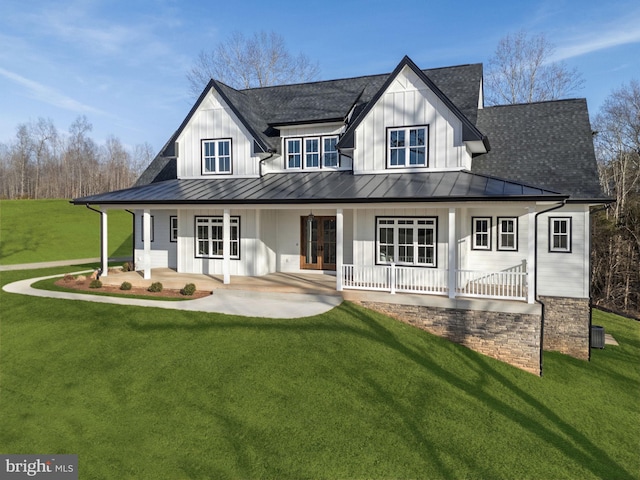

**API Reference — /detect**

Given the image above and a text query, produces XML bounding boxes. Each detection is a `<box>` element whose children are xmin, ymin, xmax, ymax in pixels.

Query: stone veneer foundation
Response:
<box><xmin>356</xmin><ymin>298</ymin><xmax>542</xmax><ymax>375</ymax></box>
<box><xmin>539</xmin><ymin>296</ymin><xmax>591</xmax><ymax>360</ymax></box>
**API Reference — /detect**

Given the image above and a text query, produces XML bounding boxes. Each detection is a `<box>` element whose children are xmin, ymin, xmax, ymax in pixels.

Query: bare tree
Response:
<box><xmin>187</xmin><ymin>30</ymin><xmax>320</xmax><ymax>95</ymax></box>
<box><xmin>592</xmin><ymin>80</ymin><xmax>640</xmax><ymax>316</ymax></box>
<box><xmin>484</xmin><ymin>31</ymin><xmax>584</xmax><ymax>105</ymax></box>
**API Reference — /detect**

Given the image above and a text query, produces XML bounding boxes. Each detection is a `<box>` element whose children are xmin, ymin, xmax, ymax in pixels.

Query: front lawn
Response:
<box><xmin>1</xmin><ymin>267</ymin><xmax>638</xmax><ymax>479</ymax></box>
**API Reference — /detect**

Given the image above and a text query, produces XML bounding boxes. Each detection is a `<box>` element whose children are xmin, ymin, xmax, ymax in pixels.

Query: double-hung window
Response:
<box><xmin>286</xmin><ymin>139</ymin><xmax>302</xmax><ymax>169</ymax></box>
<box><xmin>497</xmin><ymin>217</ymin><xmax>518</xmax><ymax>251</ymax></box>
<box><xmin>287</xmin><ymin>136</ymin><xmax>340</xmax><ymax>169</ymax></box>
<box><xmin>388</xmin><ymin>126</ymin><xmax>428</xmax><ymax>167</ymax></box>
<box><xmin>377</xmin><ymin>217</ymin><xmax>437</xmax><ymax>266</ymax></box>
<box><xmin>549</xmin><ymin>217</ymin><xmax>571</xmax><ymax>252</ymax></box>
<box><xmin>202</xmin><ymin>139</ymin><xmax>232</xmax><ymax>174</ymax></box>
<box><xmin>323</xmin><ymin>137</ymin><xmax>339</xmax><ymax>167</ymax></box>
<box><xmin>195</xmin><ymin>216</ymin><xmax>240</xmax><ymax>259</ymax></box>
<box><xmin>472</xmin><ymin>217</ymin><xmax>491</xmax><ymax>250</ymax></box>
<box><xmin>305</xmin><ymin>138</ymin><xmax>320</xmax><ymax>168</ymax></box>
<box><xmin>170</xmin><ymin>216</ymin><xmax>178</xmax><ymax>242</ymax></box>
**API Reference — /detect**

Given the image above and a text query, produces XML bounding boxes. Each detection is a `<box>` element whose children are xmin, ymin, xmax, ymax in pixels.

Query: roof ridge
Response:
<box><xmin>237</xmin><ymin>62</ymin><xmax>483</xmax><ymax>93</ymax></box>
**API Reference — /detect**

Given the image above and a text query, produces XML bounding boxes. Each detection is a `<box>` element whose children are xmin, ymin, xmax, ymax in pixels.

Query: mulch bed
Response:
<box><xmin>55</xmin><ymin>277</ymin><xmax>212</xmax><ymax>299</ymax></box>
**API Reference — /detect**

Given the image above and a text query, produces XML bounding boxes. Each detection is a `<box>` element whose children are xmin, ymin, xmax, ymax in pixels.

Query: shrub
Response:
<box><xmin>122</xmin><ymin>262</ymin><xmax>133</xmax><ymax>272</ymax></box>
<box><xmin>148</xmin><ymin>282</ymin><xmax>163</xmax><ymax>293</ymax></box>
<box><xmin>120</xmin><ymin>281</ymin><xmax>132</xmax><ymax>291</ymax></box>
<box><xmin>181</xmin><ymin>283</ymin><xmax>196</xmax><ymax>296</ymax></box>
<box><xmin>75</xmin><ymin>275</ymin><xmax>87</xmax><ymax>284</ymax></box>
<box><xmin>63</xmin><ymin>274</ymin><xmax>75</xmax><ymax>282</ymax></box>
<box><xmin>89</xmin><ymin>280</ymin><xmax>103</xmax><ymax>289</ymax></box>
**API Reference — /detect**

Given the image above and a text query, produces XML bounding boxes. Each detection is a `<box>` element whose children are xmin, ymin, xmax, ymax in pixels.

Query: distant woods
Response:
<box><xmin>0</xmin><ymin>116</ymin><xmax>152</xmax><ymax>199</ymax></box>
<box><xmin>591</xmin><ymin>80</ymin><xmax>640</xmax><ymax>317</ymax></box>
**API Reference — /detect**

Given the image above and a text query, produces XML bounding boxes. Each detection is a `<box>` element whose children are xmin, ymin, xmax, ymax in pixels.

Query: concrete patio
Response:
<box><xmin>99</xmin><ymin>268</ymin><xmax>340</xmax><ymax>295</ymax></box>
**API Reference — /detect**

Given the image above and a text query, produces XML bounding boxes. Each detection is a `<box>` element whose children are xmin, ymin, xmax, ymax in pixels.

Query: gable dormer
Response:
<box><xmin>175</xmin><ymin>81</ymin><xmax>271</xmax><ymax>179</ymax></box>
<box><xmin>338</xmin><ymin>56</ymin><xmax>488</xmax><ymax>174</ymax></box>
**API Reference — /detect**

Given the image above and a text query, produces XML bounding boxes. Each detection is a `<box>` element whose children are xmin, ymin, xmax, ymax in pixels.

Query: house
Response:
<box><xmin>73</xmin><ymin>56</ymin><xmax>609</xmax><ymax>375</ymax></box>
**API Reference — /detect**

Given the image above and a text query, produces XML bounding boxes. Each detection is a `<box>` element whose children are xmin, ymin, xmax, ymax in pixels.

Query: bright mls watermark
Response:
<box><xmin>0</xmin><ymin>455</ymin><xmax>77</xmax><ymax>479</ymax></box>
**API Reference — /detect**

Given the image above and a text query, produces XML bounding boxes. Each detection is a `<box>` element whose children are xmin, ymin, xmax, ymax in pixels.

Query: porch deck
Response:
<box><xmin>99</xmin><ymin>267</ymin><xmax>539</xmax><ymax>315</ymax></box>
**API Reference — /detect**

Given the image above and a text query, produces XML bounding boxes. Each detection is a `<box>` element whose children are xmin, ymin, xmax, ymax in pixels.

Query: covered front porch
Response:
<box><xmin>94</xmin><ymin>203</ymin><xmax>539</xmax><ymax>305</ymax></box>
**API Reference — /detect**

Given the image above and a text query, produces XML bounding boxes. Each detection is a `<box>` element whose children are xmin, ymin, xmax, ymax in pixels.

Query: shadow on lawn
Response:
<box><xmin>121</xmin><ymin>301</ymin><xmax>633</xmax><ymax>479</ymax></box>
<box><xmin>343</xmin><ymin>303</ymin><xmax>634</xmax><ymax>480</ymax></box>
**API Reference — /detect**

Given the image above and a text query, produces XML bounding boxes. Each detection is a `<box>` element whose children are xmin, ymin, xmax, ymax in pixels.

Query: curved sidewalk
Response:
<box><xmin>2</xmin><ymin>273</ymin><xmax>343</xmax><ymax>319</ymax></box>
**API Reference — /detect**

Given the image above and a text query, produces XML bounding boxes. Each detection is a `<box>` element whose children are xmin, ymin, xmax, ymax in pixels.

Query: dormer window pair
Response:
<box><xmin>285</xmin><ymin>136</ymin><xmax>339</xmax><ymax>169</ymax></box>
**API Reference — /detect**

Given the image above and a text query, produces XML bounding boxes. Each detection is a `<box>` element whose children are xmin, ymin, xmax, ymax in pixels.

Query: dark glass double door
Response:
<box><xmin>300</xmin><ymin>216</ymin><xmax>336</xmax><ymax>270</ymax></box>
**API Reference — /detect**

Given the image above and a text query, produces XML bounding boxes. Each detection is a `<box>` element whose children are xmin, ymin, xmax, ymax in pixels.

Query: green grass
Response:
<box><xmin>1</xmin><ymin>267</ymin><xmax>638</xmax><ymax>479</ymax></box>
<box><xmin>0</xmin><ymin>199</ymin><xmax>132</xmax><ymax>264</ymax></box>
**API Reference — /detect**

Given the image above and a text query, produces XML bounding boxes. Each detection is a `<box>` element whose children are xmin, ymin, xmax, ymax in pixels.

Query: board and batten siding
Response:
<box><xmin>352</xmin><ymin>66</ymin><xmax>471</xmax><ymax>173</ymax></box>
<box><xmin>176</xmin><ymin>91</ymin><xmax>259</xmax><ymax>178</ymax></box>
<box><xmin>352</xmin><ymin>207</ymin><xmax>450</xmax><ymax>269</ymax></box>
<box><xmin>134</xmin><ymin>209</ymin><xmax>177</xmax><ymax>269</ymax></box>
<box><xmin>537</xmin><ymin>206</ymin><xmax>590</xmax><ymax>299</ymax></box>
<box><xmin>461</xmin><ymin>207</ymin><xmax>531</xmax><ymax>274</ymax></box>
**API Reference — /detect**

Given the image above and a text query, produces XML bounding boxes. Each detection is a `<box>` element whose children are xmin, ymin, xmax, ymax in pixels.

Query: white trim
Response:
<box><xmin>448</xmin><ymin>208</ymin><xmax>456</xmax><ymax>299</ymax></box>
<box><xmin>527</xmin><ymin>207</ymin><xmax>535</xmax><ymax>304</ymax></box>
<box><xmin>101</xmin><ymin>209</ymin><xmax>108</xmax><ymax>277</ymax></box>
<box><xmin>336</xmin><ymin>208</ymin><xmax>343</xmax><ymax>291</ymax></box>
<box><xmin>143</xmin><ymin>209</ymin><xmax>151</xmax><ymax>280</ymax></box>
<box><xmin>223</xmin><ymin>209</ymin><xmax>230</xmax><ymax>284</ymax></box>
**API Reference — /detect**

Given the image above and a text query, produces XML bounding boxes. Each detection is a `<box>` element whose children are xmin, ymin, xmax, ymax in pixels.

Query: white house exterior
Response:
<box><xmin>74</xmin><ymin>56</ymin><xmax>608</xmax><ymax>374</ymax></box>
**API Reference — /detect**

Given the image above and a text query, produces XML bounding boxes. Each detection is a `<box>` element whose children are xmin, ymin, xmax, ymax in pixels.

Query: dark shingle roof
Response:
<box><xmin>472</xmin><ymin>99</ymin><xmax>606</xmax><ymax>201</ymax></box>
<box><xmin>75</xmin><ymin>170</ymin><xmax>565</xmax><ymax>206</ymax></box>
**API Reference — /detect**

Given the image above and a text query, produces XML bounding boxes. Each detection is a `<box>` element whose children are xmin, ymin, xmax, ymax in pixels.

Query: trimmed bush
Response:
<box><xmin>89</xmin><ymin>280</ymin><xmax>103</xmax><ymax>289</ymax></box>
<box><xmin>120</xmin><ymin>281</ymin><xmax>132</xmax><ymax>291</ymax></box>
<box><xmin>148</xmin><ymin>282</ymin><xmax>163</xmax><ymax>293</ymax></box>
<box><xmin>122</xmin><ymin>262</ymin><xmax>133</xmax><ymax>272</ymax></box>
<box><xmin>181</xmin><ymin>283</ymin><xmax>196</xmax><ymax>296</ymax></box>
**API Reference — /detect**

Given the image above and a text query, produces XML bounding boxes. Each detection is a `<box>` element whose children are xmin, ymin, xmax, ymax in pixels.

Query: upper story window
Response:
<box><xmin>285</xmin><ymin>135</ymin><xmax>340</xmax><ymax>169</ymax></box>
<box><xmin>287</xmin><ymin>139</ymin><xmax>302</xmax><ymax>169</ymax></box>
<box><xmin>305</xmin><ymin>138</ymin><xmax>320</xmax><ymax>168</ymax></box>
<box><xmin>388</xmin><ymin>126</ymin><xmax>428</xmax><ymax>168</ymax></box>
<box><xmin>323</xmin><ymin>137</ymin><xmax>339</xmax><ymax>168</ymax></box>
<box><xmin>549</xmin><ymin>217</ymin><xmax>572</xmax><ymax>253</ymax></box>
<box><xmin>202</xmin><ymin>139</ymin><xmax>232</xmax><ymax>175</ymax></box>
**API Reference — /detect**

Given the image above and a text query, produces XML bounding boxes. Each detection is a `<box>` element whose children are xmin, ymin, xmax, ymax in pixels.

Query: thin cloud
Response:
<box><xmin>0</xmin><ymin>67</ymin><xmax>105</xmax><ymax>115</ymax></box>
<box><xmin>553</xmin><ymin>14</ymin><xmax>640</xmax><ymax>61</ymax></box>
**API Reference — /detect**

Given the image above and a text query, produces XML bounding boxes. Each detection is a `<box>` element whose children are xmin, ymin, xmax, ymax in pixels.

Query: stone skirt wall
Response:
<box><xmin>539</xmin><ymin>296</ymin><xmax>591</xmax><ymax>360</ymax></box>
<box><xmin>358</xmin><ymin>300</ymin><xmax>542</xmax><ymax>375</ymax></box>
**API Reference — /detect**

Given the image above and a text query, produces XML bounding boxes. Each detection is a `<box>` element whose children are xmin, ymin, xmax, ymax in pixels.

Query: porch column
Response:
<box><xmin>448</xmin><ymin>207</ymin><xmax>456</xmax><ymax>299</ymax></box>
<box><xmin>527</xmin><ymin>206</ymin><xmax>536</xmax><ymax>304</ymax></box>
<box><xmin>142</xmin><ymin>209</ymin><xmax>151</xmax><ymax>280</ymax></box>
<box><xmin>100</xmin><ymin>208</ymin><xmax>108</xmax><ymax>277</ymax></box>
<box><xmin>223</xmin><ymin>208</ymin><xmax>230</xmax><ymax>285</ymax></box>
<box><xmin>336</xmin><ymin>208</ymin><xmax>343</xmax><ymax>291</ymax></box>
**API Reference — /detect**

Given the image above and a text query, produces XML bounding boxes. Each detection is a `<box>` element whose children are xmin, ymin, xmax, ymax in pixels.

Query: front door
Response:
<box><xmin>300</xmin><ymin>216</ymin><xmax>336</xmax><ymax>270</ymax></box>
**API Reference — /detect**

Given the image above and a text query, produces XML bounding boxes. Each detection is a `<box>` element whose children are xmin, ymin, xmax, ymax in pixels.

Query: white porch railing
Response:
<box><xmin>341</xmin><ymin>264</ymin><xmax>528</xmax><ymax>301</ymax></box>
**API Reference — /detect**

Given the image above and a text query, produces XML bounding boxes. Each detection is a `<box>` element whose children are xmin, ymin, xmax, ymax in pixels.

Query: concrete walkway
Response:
<box><xmin>0</xmin><ymin>257</ymin><xmax>130</xmax><ymax>271</ymax></box>
<box><xmin>2</xmin><ymin>270</ymin><xmax>343</xmax><ymax>319</ymax></box>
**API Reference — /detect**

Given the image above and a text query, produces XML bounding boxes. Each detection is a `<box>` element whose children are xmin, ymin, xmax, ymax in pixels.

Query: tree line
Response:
<box><xmin>0</xmin><ymin>115</ymin><xmax>153</xmax><ymax>200</ymax></box>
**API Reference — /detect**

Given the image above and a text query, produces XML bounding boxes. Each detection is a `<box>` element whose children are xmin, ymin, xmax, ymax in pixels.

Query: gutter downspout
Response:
<box><xmin>85</xmin><ymin>204</ymin><xmax>106</xmax><ymax>276</ymax></box>
<box><xmin>534</xmin><ymin>199</ymin><xmax>568</xmax><ymax>377</ymax></box>
<box><xmin>125</xmin><ymin>209</ymin><xmax>136</xmax><ymax>268</ymax></box>
<box><xmin>259</xmin><ymin>151</ymin><xmax>275</xmax><ymax>178</ymax></box>
<box><xmin>587</xmin><ymin>204</ymin><xmax>611</xmax><ymax>361</ymax></box>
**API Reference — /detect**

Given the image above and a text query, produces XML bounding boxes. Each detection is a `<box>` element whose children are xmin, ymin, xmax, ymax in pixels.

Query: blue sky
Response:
<box><xmin>1</xmin><ymin>0</ymin><xmax>639</xmax><ymax>153</ymax></box>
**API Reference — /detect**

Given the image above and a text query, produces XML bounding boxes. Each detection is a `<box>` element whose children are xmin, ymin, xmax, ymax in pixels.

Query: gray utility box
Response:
<box><xmin>591</xmin><ymin>325</ymin><xmax>605</xmax><ymax>349</ymax></box>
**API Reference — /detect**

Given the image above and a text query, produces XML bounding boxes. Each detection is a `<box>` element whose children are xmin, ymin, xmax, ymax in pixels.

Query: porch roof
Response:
<box><xmin>73</xmin><ymin>170</ymin><xmax>566</xmax><ymax>206</ymax></box>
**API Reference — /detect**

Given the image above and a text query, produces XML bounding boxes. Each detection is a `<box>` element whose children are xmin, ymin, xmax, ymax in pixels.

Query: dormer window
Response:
<box><xmin>202</xmin><ymin>139</ymin><xmax>232</xmax><ymax>174</ymax></box>
<box><xmin>387</xmin><ymin>126</ymin><xmax>428</xmax><ymax>168</ymax></box>
<box><xmin>285</xmin><ymin>135</ymin><xmax>340</xmax><ymax>170</ymax></box>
